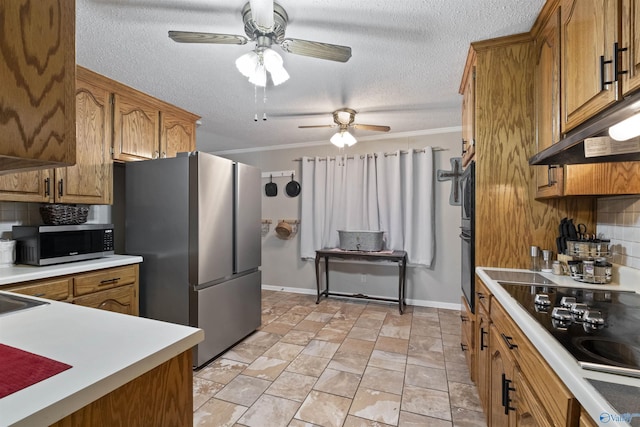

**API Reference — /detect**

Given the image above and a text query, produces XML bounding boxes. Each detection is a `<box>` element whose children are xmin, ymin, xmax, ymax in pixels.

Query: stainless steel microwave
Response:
<box><xmin>12</xmin><ymin>224</ymin><xmax>115</xmax><ymax>266</ymax></box>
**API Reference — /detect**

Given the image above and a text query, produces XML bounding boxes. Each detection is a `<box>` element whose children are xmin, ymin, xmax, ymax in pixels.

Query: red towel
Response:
<box><xmin>0</xmin><ymin>343</ymin><xmax>72</xmax><ymax>399</ymax></box>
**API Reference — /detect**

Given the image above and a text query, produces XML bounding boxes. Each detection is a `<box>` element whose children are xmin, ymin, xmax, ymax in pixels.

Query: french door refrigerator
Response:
<box><xmin>125</xmin><ymin>152</ymin><xmax>261</xmax><ymax>368</ymax></box>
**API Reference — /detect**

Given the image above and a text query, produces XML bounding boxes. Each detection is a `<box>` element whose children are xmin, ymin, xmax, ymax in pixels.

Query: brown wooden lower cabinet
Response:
<box><xmin>50</xmin><ymin>349</ymin><xmax>193</xmax><ymax>427</ymax></box>
<box><xmin>475</xmin><ymin>280</ymin><xmax>582</xmax><ymax>426</ymax></box>
<box><xmin>3</xmin><ymin>264</ymin><xmax>139</xmax><ymax>316</ymax></box>
<box><xmin>460</xmin><ymin>297</ymin><xmax>475</xmax><ymax>380</ymax></box>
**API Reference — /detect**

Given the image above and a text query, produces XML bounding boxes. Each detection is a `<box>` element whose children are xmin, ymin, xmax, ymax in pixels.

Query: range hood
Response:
<box><xmin>529</xmin><ymin>94</ymin><xmax>640</xmax><ymax>165</ymax></box>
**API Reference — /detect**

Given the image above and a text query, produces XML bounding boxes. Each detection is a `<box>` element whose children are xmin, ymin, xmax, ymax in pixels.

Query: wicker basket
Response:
<box><xmin>40</xmin><ymin>204</ymin><xmax>89</xmax><ymax>225</ymax></box>
<box><xmin>338</xmin><ymin>230</ymin><xmax>384</xmax><ymax>252</ymax></box>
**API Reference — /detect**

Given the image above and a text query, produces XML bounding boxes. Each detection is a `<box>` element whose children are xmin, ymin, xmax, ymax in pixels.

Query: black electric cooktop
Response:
<box><xmin>499</xmin><ymin>282</ymin><xmax>640</xmax><ymax>378</ymax></box>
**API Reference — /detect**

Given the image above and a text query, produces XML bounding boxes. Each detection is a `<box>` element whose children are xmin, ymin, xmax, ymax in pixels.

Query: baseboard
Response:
<box><xmin>261</xmin><ymin>284</ymin><xmax>461</xmax><ymax>311</ymax></box>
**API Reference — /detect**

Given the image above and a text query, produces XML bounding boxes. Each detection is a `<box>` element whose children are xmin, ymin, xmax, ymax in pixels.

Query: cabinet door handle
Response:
<box><xmin>33</xmin><ymin>293</ymin><xmax>45</xmax><ymax>297</ymax></box>
<box><xmin>44</xmin><ymin>178</ymin><xmax>50</xmax><ymax>197</ymax></box>
<box><xmin>161</xmin><ymin>151</ymin><xmax>166</xmax><ymax>158</ymax></box>
<box><xmin>58</xmin><ymin>179</ymin><xmax>64</xmax><ymax>197</ymax></box>
<box><xmin>477</xmin><ymin>292</ymin><xmax>486</xmax><ymax>300</ymax></box>
<box><xmin>99</xmin><ymin>277</ymin><xmax>120</xmax><ymax>285</ymax></box>
<box><xmin>601</xmin><ymin>54</ymin><xmax>614</xmax><ymax>90</ymax></box>
<box><xmin>153</xmin><ymin>150</ymin><xmax>159</xmax><ymax>159</ymax></box>
<box><xmin>501</xmin><ymin>374</ymin><xmax>516</xmax><ymax>414</ymax></box>
<box><xmin>460</xmin><ymin>314</ymin><xmax>469</xmax><ymax>322</ymax></box>
<box><xmin>480</xmin><ymin>327</ymin><xmax>488</xmax><ymax>350</ymax></box>
<box><xmin>547</xmin><ymin>165</ymin><xmax>557</xmax><ymax>187</ymax></box>
<box><xmin>501</xmin><ymin>333</ymin><xmax>518</xmax><ymax>350</ymax></box>
<box><xmin>614</xmin><ymin>42</ymin><xmax>629</xmax><ymax>79</ymax></box>
<box><xmin>461</xmin><ymin>138</ymin><xmax>467</xmax><ymax>155</ymax></box>
<box><xmin>460</xmin><ymin>343</ymin><xmax>468</xmax><ymax>352</ymax></box>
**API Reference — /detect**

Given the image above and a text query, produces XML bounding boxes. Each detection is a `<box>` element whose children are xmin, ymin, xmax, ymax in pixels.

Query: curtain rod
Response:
<box><xmin>292</xmin><ymin>147</ymin><xmax>448</xmax><ymax>162</ymax></box>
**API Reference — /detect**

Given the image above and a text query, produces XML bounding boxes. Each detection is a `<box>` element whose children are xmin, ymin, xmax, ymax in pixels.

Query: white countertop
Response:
<box><xmin>0</xmin><ymin>294</ymin><xmax>204</xmax><ymax>427</ymax></box>
<box><xmin>476</xmin><ymin>266</ymin><xmax>640</xmax><ymax>427</ymax></box>
<box><xmin>0</xmin><ymin>255</ymin><xmax>144</xmax><ymax>286</ymax></box>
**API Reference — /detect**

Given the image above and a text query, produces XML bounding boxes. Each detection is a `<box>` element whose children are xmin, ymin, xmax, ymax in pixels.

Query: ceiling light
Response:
<box><xmin>609</xmin><ymin>112</ymin><xmax>640</xmax><ymax>141</ymax></box>
<box><xmin>330</xmin><ymin>130</ymin><xmax>357</xmax><ymax>148</ymax></box>
<box><xmin>235</xmin><ymin>47</ymin><xmax>289</xmax><ymax>87</ymax></box>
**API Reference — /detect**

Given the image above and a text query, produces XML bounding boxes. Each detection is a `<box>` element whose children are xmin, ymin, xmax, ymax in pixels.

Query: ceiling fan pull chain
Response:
<box><xmin>254</xmin><ymin>84</ymin><xmax>258</xmax><ymax>122</ymax></box>
<box><xmin>262</xmin><ymin>85</ymin><xmax>267</xmax><ymax>121</ymax></box>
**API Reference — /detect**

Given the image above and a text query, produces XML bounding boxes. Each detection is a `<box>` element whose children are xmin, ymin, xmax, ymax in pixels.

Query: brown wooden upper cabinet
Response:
<box><xmin>460</xmin><ymin>48</ymin><xmax>476</xmax><ymax>167</ymax></box>
<box><xmin>621</xmin><ymin>0</ymin><xmax>640</xmax><ymax>95</ymax></box>
<box><xmin>0</xmin><ymin>0</ymin><xmax>76</xmax><ymax>175</ymax></box>
<box><xmin>112</xmin><ymin>80</ymin><xmax>199</xmax><ymax>162</ymax></box>
<box><xmin>561</xmin><ymin>0</ymin><xmax>619</xmax><ymax>133</ymax></box>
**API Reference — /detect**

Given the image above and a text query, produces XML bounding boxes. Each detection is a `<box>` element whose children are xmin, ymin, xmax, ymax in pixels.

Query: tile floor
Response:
<box><xmin>193</xmin><ymin>290</ymin><xmax>487</xmax><ymax>427</ymax></box>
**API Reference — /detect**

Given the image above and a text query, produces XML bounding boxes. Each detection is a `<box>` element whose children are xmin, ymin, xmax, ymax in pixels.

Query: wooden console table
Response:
<box><xmin>314</xmin><ymin>249</ymin><xmax>408</xmax><ymax>314</ymax></box>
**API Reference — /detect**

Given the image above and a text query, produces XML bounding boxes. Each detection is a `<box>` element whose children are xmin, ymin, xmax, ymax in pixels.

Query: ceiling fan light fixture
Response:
<box><xmin>248</xmin><ymin>63</ymin><xmax>267</xmax><ymax>86</ymax></box>
<box><xmin>236</xmin><ymin>47</ymin><xmax>288</xmax><ymax>87</ymax></box>
<box><xmin>330</xmin><ymin>130</ymin><xmax>357</xmax><ymax>148</ymax></box>
<box><xmin>235</xmin><ymin>50</ymin><xmax>259</xmax><ymax>78</ymax></box>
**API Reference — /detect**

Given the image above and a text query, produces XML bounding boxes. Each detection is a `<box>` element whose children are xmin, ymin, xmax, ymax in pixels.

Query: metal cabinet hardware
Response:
<box><xmin>501</xmin><ymin>332</ymin><xmax>518</xmax><ymax>350</ymax></box>
<box><xmin>480</xmin><ymin>327</ymin><xmax>488</xmax><ymax>350</ymax></box>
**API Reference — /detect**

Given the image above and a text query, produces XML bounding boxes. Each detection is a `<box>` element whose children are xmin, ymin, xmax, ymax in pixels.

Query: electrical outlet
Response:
<box><xmin>360</xmin><ymin>274</ymin><xmax>366</xmax><ymax>283</ymax></box>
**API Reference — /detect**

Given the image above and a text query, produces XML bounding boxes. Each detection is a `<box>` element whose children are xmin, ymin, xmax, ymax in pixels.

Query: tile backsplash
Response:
<box><xmin>597</xmin><ymin>195</ymin><xmax>640</xmax><ymax>270</ymax></box>
<box><xmin>0</xmin><ymin>202</ymin><xmax>111</xmax><ymax>239</ymax></box>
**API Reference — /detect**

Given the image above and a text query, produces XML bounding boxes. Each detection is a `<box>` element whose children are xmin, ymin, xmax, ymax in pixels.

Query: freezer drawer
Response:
<box><xmin>192</xmin><ymin>270</ymin><xmax>261</xmax><ymax>367</ymax></box>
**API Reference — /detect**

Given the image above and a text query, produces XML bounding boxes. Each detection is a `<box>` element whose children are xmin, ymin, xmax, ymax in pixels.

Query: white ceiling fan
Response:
<box><xmin>298</xmin><ymin>108</ymin><xmax>391</xmax><ymax>147</ymax></box>
<box><xmin>168</xmin><ymin>0</ymin><xmax>352</xmax><ymax>86</ymax></box>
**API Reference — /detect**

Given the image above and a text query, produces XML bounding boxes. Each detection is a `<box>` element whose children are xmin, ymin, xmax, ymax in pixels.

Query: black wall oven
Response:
<box><xmin>460</xmin><ymin>161</ymin><xmax>475</xmax><ymax>313</ymax></box>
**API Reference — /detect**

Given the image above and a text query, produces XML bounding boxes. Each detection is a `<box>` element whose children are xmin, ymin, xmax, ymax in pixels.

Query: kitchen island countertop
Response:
<box><xmin>0</xmin><ymin>255</ymin><xmax>143</xmax><ymax>286</ymax></box>
<box><xmin>0</xmin><ymin>292</ymin><xmax>203</xmax><ymax>427</ymax></box>
<box><xmin>477</xmin><ymin>266</ymin><xmax>640</xmax><ymax>427</ymax></box>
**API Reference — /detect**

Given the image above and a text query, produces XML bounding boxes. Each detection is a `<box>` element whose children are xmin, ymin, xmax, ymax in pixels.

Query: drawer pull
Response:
<box><xmin>460</xmin><ymin>314</ymin><xmax>469</xmax><ymax>322</ymax></box>
<box><xmin>33</xmin><ymin>293</ymin><xmax>45</xmax><ymax>297</ymax></box>
<box><xmin>476</xmin><ymin>292</ymin><xmax>486</xmax><ymax>300</ymax></box>
<box><xmin>501</xmin><ymin>333</ymin><xmax>518</xmax><ymax>350</ymax></box>
<box><xmin>480</xmin><ymin>327</ymin><xmax>488</xmax><ymax>350</ymax></box>
<box><xmin>460</xmin><ymin>343</ymin><xmax>468</xmax><ymax>352</ymax></box>
<box><xmin>501</xmin><ymin>374</ymin><xmax>516</xmax><ymax>414</ymax></box>
<box><xmin>99</xmin><ymin>277</ymin><xmax>121</xmax><ymax>285</ymax></box>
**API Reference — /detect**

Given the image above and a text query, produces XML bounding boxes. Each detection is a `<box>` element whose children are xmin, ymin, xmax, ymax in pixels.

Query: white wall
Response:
<box><xmin>597</xmin><ymin>195</ymin><xmax>640</xmax><ymax>270</ymax></box>
<box><xmin>211</xmin><ymin>130</ymin><xmax>465</xmax><ymax>309</ymax></box>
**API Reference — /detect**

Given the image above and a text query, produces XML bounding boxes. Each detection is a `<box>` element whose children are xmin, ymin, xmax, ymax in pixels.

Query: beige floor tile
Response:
<box><xmin>295</xmin><ymin>390</ymin><xmax>352</xmax><ymax>427</ymax></box>
<box><xmin>405</xmin><ymin>364</ymin><xmax>448</xmax><ymax>392</ymax></box>
<box><xmin>242</xmin><ymin>331</ymin><xmax>283</xmax><ymax>348</ymax></box>
<box><xmin>354</xmin><ymin>316</ymin><xmax>385</xmax><ymax>330</ymax></box>
<box><xmin>237</xmin><ymin>394</ymin><xmax>301</xmax><ymax>427</ymax></box>
<box><xmin>448</xmin><ymin>382</ymin><xmax>483</xmax><ymax>413</ymax></box>
<box><xmin>313</xmin><ymin>300</ymin><xmax>344</xmax><ymax>314</ymax></box>
<box><xmin>215</xmin><ymin>375</ymin><xmax>271</xmax><ymax>407</ymax></box>
<box><xmin>279</xmin><ymin>312</ymin><xmax>308</xmax><ymax>326</ymax></box>
<box><xmin>195</xmin><ymin>358</ymin><xmax>248</xmax><ymax>384</ymax></box>
<box><xmin>313</xmin><ymin>368</ymin><xmax>361</xmax><ymax>398</ymax></box>
<box><xmin>361</xmin><ymin>307</ymin><xmax>392</xmax><ymax>319</ymax></box>
<box><xmin>442</xmin><ymin>332</ymin><xmax>463</xmax><ymax>348</ymax></box>
<box><xmin>327</xmin><ymin>318</ymin><xmax>356</xmax><ymax>331</ymax></box>
<box><xmin>261</xmin><ymin>321</ymin><xmax>295</xmax><ymax>335</ymax></box>
<box><xmin>445</xmin><ymin>362</ymin><xmax>474</xmax><ymax>385</ymax></box>
<box><xmin>343</xmin><ymin>414</ymin><xmax>394</xmax><ymax>426</ymax></box>
<box><xmin>263</xmin><ymin>342</ymin><xmax>305</xmax><ymax>361</ymax></box>
<box><xmin>315</xmin><ymin>326</ymin><xmax>349</xmax><ymax>343</ymax></box>
<box><xmin>266</xmin><ymin>371</ymin><xmax>318</xmax><ymax>402</ymax></box>
<box><xmin>443</xmin><ymin>346</ymin><xmax>467</xmax><ymax>364</ymax></box>
<box><xmin>193</xmin><ymin>398</ymin><xmax>247</xmax><ymax>427</ymax></box>
<box><xmin>347</xmin><ymin>326</ymin><xmax>380</xmax><ymax>342</ymax></box>
<box><xmin>280</xmin><ymin>329</ymin><xmax>317</xmax><ymax>346</ymax></box>
<box><xmin>368</xmin><ymin>349</ymin><xmax>407</xmax><ymax>372</ymax></box>
<box><xmin>375</xmin><ymin>336</ymin><xmax>409</xmax><ymax>354</ymax></box>
<box><xmin>193</xmin><ymin>377</ymin><xmax>225</xmax><ymax>411</ymax></box>
<box><xmin>409</xmin><ymin>335</ymin><xmax>444</xmax><ymax>353</ymax></box>
<box><xmin>360</xmin><ymin>366</ymin><xmax>405</xmax><ymax>395</ymax></box>
<box><xmin>379</xmin><ymin>324</ymin><xmax>411</xmax><ymax>339</ymax></box>
<box><xmin>406</xmin><ymin>350</ymin><xmax>446</xmax><ymax>369</ymax></box>
<box><xmin>286</xmin><ymin>353</ymin><xmax>331</xmax><ymax>377</ymax></box>
<box><xmin>221</xmin><ymin>342</ymin><xmax>267</xmax><ymax>364</ymax></box>
<box><xmin>305</xmin><ymin>311</ymin><xmax>335</xmax><ymax>323</ymax></box>
<box><xmin>288</xmin><ymin>419</ymin><xmax>321</xmax><ymax>427</ymax></box>
<box><xmin>401</xmin><ymin>384</ymin><xmax>451</xmax><ymax>421</ymax></box>
<box><xmin>327</xmin><ymin>352</ymin><xmax>369</xmax><ymax>375</ymax></box>
<box><xmin>302</xmin><ymin>339</ymin><xmax>340</xmax><ymax>358</ymax></box>
<box><xmin>410</xmin><ymin>318</ymin><xmax>442</xmax><ymax>338</ymax></box>
<box><xmin>349</xmin><ymin>387</ymin><xmax>401</xmax><ymax>425</ymax></box>
<box><xmin>295</xmin><ymin>319</ymin><xmax>327</xmax><ymax>333</ymax></box>
<box><xmin>451</xmin><ymin>407</ymin><xmax>488</xmax><ymax>426</ymax></box>
<box><xmin>261</xmin><ymin>313</ymin><xmax>281</xmax><ymax>325</ymax></box>
<box><xmin>398</xmin><ymin>411</ymin><xmax>452</xmax><ymax>426</ymax></box>
<box><xmin>338</xmin><ymin>338</ymin><xmax>375</xmax><ymax>357</ymax></box>
<box><xmin>242</xmin><ymin>356</ymin><xmax>289</xmax><ymax>380</ymax></box>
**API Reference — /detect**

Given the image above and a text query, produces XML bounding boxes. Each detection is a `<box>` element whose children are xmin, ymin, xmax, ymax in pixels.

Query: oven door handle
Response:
<box><xmin>460</xmin><ymin>232</ymin><xmax>471</xmax><ymax>240</ymax></box>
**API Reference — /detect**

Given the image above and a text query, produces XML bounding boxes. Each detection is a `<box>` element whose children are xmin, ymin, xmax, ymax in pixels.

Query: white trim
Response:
<box><xmin>261</xmin><ymin>284</ymin><xmax>461</xmax><ymax>311</ymax></box>
<box><xmin>212</xmin><ymin>126</ymin><xmax>462</xmax><ymax>155</ymax></box>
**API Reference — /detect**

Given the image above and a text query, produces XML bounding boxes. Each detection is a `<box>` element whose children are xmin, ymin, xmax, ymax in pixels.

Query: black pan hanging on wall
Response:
<box><xmin>285</xmin><ymin>173</ymin><xmax>300</xmax><ymax>197</ymax></box>
<box><xmin>265</xmin><ymin>175</ymin><xmax>277</xmax><ymax>197</ymax></box>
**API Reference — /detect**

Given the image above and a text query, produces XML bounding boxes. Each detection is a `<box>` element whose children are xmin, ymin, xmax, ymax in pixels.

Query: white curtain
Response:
<box><xmin>300</xmin><ymin>148</ymin><xmax>434</xmax><ymax>266</ymax></box>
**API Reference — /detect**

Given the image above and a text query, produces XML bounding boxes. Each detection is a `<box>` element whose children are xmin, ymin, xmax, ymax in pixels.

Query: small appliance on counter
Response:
<box><xmin>12</xmin><ymin>224</ymin><xmax>114</xmax><ymax>266</ymax></box>
<box><xmin>0</xmin><ymin>239</ymin><xmax>16</xmax><ymax>268</ymax></box>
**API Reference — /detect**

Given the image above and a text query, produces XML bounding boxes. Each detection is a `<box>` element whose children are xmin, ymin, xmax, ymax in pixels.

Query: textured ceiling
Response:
<box><xmin>76</xmin><ymin>0</ymin><xmax>545</xmax><ymax>153</ymax></box>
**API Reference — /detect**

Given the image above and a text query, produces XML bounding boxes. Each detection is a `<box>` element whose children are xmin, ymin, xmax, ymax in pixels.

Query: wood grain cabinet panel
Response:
<box><xmin>460</xmin><ymin>49</ymin><xmax>476</xmax><ymax>167</ymax></box>
<box><xmin>563</xmin><ymin>161</ymin><xmax>640</xmax><ymax>195</ymax></box>
<box><xmin>621</xmin><ymin>0</ymin><xmax>640</xmax><ymax>95</ymax></box>
<box><xmin>5</xmin><ymin>278</ymin><xmax>71</xmax><ymax>301</ymax></box>
<box><xmin>561</xmin><ymin>0</ymin><xmax>619</xmax><ymax>132</ymax></box>
<box><xmin>73</xmin><ymin>265</ymin><xmax>138</xmax><ymax>297</ymax></box>
<box><xmin>73</xmin><ymin>284</ymin><xmax>137</xmax><ymax>316</ymax></box>
<box><xmin>0</xmin><ymin>170</ymin><xmax>52</xmax><ymax>203</ymax></box>
<box><xmin>161</xmin><ymin>111</ymin><xmax>197</xmax><ymax>158</ymax></box>
<box><xmin>475</xmin><ymin>300</ymin><xmax>491</xmax><ymax>414</ymax></box>
<box><xmin>0</xmin><ymin>0</ymin><xmax>76</xmax><ymax>174</ymax></box>
<box><xmin>460</xmin><ymin>297</ymin><xmax>475</xmax><ymax>381</ymax></box>
<box><xmin>113</xmin><ymin>93</ymin><xmax>161</xmax><ymax>162</ymax></box>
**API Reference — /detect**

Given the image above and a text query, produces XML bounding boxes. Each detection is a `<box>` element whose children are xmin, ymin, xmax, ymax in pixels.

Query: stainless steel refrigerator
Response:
<box><xmin>125</xmin><ymin>152</ymin><xmax>261</xmax><ymax>368</ymax></box>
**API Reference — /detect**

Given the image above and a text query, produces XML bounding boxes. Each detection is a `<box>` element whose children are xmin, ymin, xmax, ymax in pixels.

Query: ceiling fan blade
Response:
<box><xmin>353</xmin><ymin>124</ymin><xmax>391</xmax><ymax>132</ymax></box>
<box><xmin>298</xmin><ymin>125</ymin><xmax>336</xmax><ymax>129</ymax></box>
<box><xmin>280</xmin><ymin>38</ymin><xmax>352</xmax><ymax>62</ymax></box>
<box><xmin>168</xmin><ymin>31</ymin><xmax>248</xmax><ymax>45</ymax></box>
<box><xmin>249</xmin><ymin>0</ymin><xmax>274</xmax><ymax>30</ymax></box>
